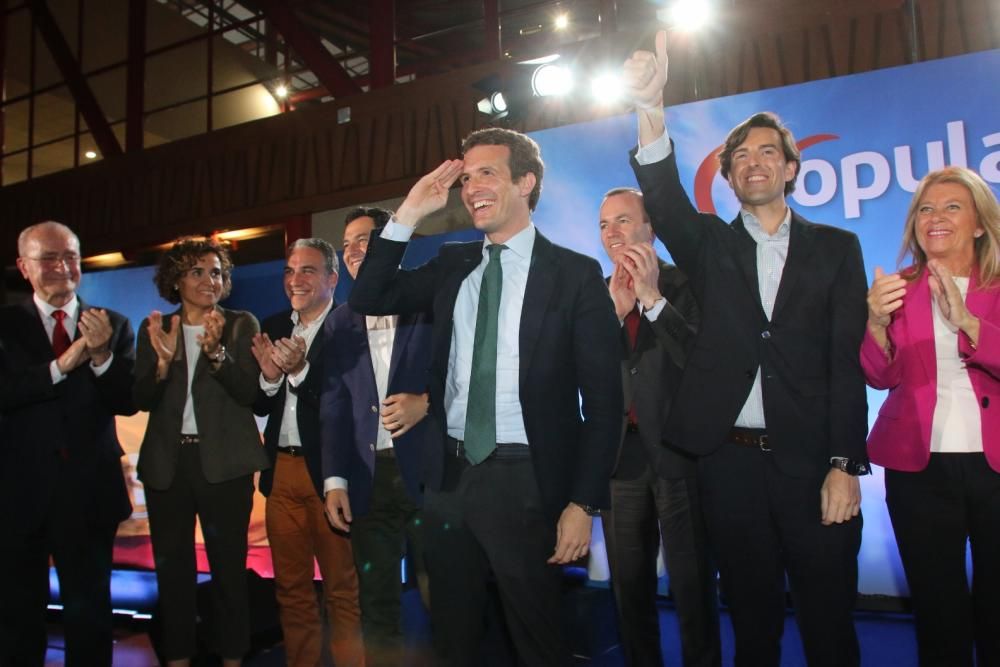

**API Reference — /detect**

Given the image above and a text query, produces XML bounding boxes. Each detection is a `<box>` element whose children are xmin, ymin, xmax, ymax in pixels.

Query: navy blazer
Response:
<box><xmin>348</xmin><ymin>229</ymin><xmax>623</xmax><ymax>519</ymax></box>
<box><xmin>0</xmin><ymin>299</ymin><xmax>136</xmax><ymax>533</ymax></box>
<box><xmin>319</xmin><ymin>304</ymin><xmax>433</xmax><ymax>517</ymax></box>
<box><xmin>253</xmin><ymin>307</ymin><xmax>336</xmax><ymax>498</ymax></box>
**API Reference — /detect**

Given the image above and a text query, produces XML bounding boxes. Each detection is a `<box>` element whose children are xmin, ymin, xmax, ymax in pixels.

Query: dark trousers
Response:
<box><xmin>422</xmin><ymin>447</ymin><xmax>570</xmax><ymax>667</ymax></box>
<box><xmin>885</xmin><ymin>453</ymin><xmax>1000</xmax><ymax>667</ymax></box>
<box><xmin>145</xmin><ymin>443</ymin><xmax>254</xmax><ymax>661</ymax></box>
<box><xmin>0</xmin><ymin>501</ymin><xmax>118</xmax><ymax>667</ymax></box>
<box><xmin>351</xmin><ymin>453</ymin><xmax>424</xmax><ymax>667</ymax></box>
<box><xmin>698</xmin><ymin>444</ymin><xmax>861</xmax><ymax>667</ymax></box>
<box><xmin>602</xmin><ymin>453</ymin><xmax>721</xmax><ymax>667</ymax></box>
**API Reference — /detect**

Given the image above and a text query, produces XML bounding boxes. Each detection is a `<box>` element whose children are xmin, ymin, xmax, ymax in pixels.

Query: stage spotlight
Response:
<box><xmin>84</xmin><ymin>150</ymin><xmax>98</xmax><ymax>159</ymax></box>
<box><xmin>591</xmin><ymin>72</ymin><xmax>623</xmax><ymax>103</ymax></box>
<box><xmin>275</xmin><ymin>84</ymin><xmax>289</xmax><ymax>98</ymax></box>
<box><xmin>476</xmin><ymin>91</ymin><xmax>509</xmax><ymax>115</ymax></box>
<box><xmin>531</xmin><ymin>64</ymin><xmax>573</xmax><ymax>97</ymax></box>
<box><xmin>662</xmin><ymin>0</ymin><xmax>712</xmax><ymax>32</ymax></box>
<box><xmin>554</xmin><ymin>13</ymin><xmax>569</xmax><ymax>30</ymax></box>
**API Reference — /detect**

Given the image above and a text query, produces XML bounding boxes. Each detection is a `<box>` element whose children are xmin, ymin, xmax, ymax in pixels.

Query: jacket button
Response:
<box><xmin>761</xmin><ymin>330</ymin><xmax>771</xmax><ymax>340</ymax></box>
<box><xmin>371</xmin><ymin>405</ymin><xmax>378</xmax><ymax>413</ymax></box>
<box><xmin>630</xmin><ymin>367</ymin><xmax>638</xmax><ymax>375</ymax></box>
<box><xmin>370</xmin><ymin>443</ymin><xmax>375</xmax><ymax>451</ymax></box>
<box><xmin>983</xmin><ymin>396</ymin><xmax>990</xmax><ymax>409</ymax></box>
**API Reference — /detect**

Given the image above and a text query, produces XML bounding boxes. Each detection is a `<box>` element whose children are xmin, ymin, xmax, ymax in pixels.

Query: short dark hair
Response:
<box><xmin>153</xmin><ymin>237</ymin><xmax>233</xmax><ymax>304</ymax></box>
<box><xmin>288</xmin><ymin>237</ymin><xmax>338</xmax><ymax>275</ymax></box>
<box><xmin>461</xmin><ymin>127</ymin><xmax>544</xmax><ymax>211</ymax></box>
<box><xmin>344</xmin><ymin>206</ymin><xmax>393</xmax><ymax>229</ymax></box>
<box><xmin>719</xmin><ymin>112</ymin><xmax>801</xmax><ymax>196</ymax></box>
<box><xmin>601</xmin><ymin>187</ymin><xmax>650</xmax><ymax>224</ymax></box>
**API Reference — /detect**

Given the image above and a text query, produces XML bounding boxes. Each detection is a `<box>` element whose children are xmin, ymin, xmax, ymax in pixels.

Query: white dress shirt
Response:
<box><xmin>34</xmin><ymin>293</ymin><xmax>112</xmax><ymax>384</ymax></box>
<box><xmin>381</xmin><ymin>219</ymin><xmax>532</xmax><ymax>444</ymax></box>
<box><xmin>259</xmin><ymin>299</ymin><xmax>335</xmax><ymax>448</ymax></box>
<box><xmin>930</xmin><ymin>277</ymin><xmax>983</xmax><ymax>453</ymax></box>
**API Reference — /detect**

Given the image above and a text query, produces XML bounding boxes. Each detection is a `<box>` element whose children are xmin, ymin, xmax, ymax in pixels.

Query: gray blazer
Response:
<box><xmin>133</xmin><ymin>307</ymin><xmax>269</xmax><ymax>490</ymax></box>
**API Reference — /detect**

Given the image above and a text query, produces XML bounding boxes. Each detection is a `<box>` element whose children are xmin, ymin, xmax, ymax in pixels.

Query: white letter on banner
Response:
<box><xmin>894</xmin><ymin>146</ymin><xmax>920</xmax><ymax>193</ymax></box>
<box><xmin>793</xmin><ymin>159</ymin><xmax>836</xmax><ymax>207</ymax></box>
<box><xmin>841</xmin><ymin>151</ymin><xmax>891</xmax><ymax>219</ymax></box>
<box><xmin>980</xmin><ymin>132</ymin><xmax>1000</xmax><ymax>182</ymax></box>
<box><xmin>947</xmin><ymin>121</ymin><xmax>968</xmax><ymax>167</ymax></box>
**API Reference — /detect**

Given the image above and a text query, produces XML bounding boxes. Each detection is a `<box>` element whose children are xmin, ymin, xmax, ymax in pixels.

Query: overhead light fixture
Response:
<box><xmin>212</xmin><ymin>225</ymin><xmax>282</xmax><ymax>242</ymax></box>
<box><xmin>476</xmin><ymin>91</ymin><xmax>509</xmax><ymax>116</ymax></box>
<box><xmin>84</xmin><ymin>150</ymin><xmax>97</xmax><ymax>159</ymax></box>
<box><xmin>83</xmin><ymin>252</ymin><xmax>127</xmax><ymax>268</ymax></box>
<box><xmin>590</xmin><ymin>72</ymin><xmax>623</xmax><ymax>104</ymax></box>
<box><xmin>531</xmin><ymin>64</ymin><xmax>573</xmax><ymax>97</ymax></box>
<box><xmin>554</xmin><ymin>13</ymin><xmax>569</xmax><ymax>30</ymax></box>
<box><xmin>274</xmin><ymin>84</ymin><xmax>289</xmax><ymax>98</ymax></box>
<box><xmin>661</xmin><ymin>0</ymin><xmax>712</xmax><ymax>32</ymax></box>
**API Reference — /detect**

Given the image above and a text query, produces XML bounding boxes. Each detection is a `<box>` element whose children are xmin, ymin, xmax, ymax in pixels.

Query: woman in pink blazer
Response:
<box><xmin>863</xmin><ymin>167</ymin><xmax>1000</xmax><ymax>667</ymax></box>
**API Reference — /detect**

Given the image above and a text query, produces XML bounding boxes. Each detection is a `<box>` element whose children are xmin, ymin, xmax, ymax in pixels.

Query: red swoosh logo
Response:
<box><xmin>692</xmin><ymin>134</ymin><xmax>840</xmax><ymax>213</ymax></box>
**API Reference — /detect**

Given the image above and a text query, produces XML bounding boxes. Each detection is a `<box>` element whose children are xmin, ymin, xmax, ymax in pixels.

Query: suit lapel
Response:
<box><xmin>730</xmin><ymin>216</ymin><xmax>767</xmax><ymax>321</ymax></box>
<box><xmin>519</xmin><ymin>232</ymin><xmax>557</xmax><ymax>390</ymax></box>
<box><xmin>388</xmin><ymin>313</ymin><xmax>416</xmax><ymax>389</ymax></box>
<box><xmin>18</xmin><ymin>300</ymin><xmax>55</xmax><ymax>359</ymax></box>
<box><xmin>906</xmin><ymin>270</ymin><xmax>935</xmax><ymax>383</ymax></box>
<box><xmin>771</xmin><ymin>215</ymin><xmax>817</xmax><ymax>320</ymax></box>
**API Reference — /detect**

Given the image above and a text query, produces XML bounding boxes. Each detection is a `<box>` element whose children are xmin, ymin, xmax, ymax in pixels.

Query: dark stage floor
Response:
<box><xmin>43</xmin><ymin>571</ymin><xmax>919</xmax><ymax>666</ymax></box>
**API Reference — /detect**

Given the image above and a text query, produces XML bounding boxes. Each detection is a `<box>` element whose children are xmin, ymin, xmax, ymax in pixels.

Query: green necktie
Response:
<box><xmin>463</xmin><ymin>244</ymin><xmax>507</xmax><ymax>464</ymax></box>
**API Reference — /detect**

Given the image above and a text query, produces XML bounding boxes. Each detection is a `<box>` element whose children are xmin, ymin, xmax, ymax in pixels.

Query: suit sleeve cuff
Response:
<box><xmin>634</xmin><ymin>127</ymin><xmax>672</xmax><ymax>165</ymax></box>
<box><xmin>49</xmin><ymin>360</ymin><xmax>66</xmax><ymax>384</ymax></box>
<box><xmin>90</xmin><ymin>352</ymin><xmax>114</xmax><ymax>376</ymax></box>
<box><xmin>382</xmin><ymin>219</ymin><xmax>415</xmax><ymax>242</ymax></box>
<box><xmin>643</xmin><ymin>298</ymin><xmax>667</xmax><ymax>322</ymax></box>
<box><xmin>324</xmin><ymin>477</ymin><xmax>349</xmax><ymax>494</ymax></box>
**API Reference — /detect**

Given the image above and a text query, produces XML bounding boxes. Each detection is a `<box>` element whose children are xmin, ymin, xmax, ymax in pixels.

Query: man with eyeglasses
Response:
<box><xmin>0</xmin><ymin>221</ymin><xmax>137</xmax><ymax>666</ymax></box>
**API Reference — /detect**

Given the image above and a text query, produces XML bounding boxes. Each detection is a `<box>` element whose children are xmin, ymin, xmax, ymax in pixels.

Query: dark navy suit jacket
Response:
<box><xmin>319</xmin><ymin>304</ymin><xmax>433</xmax><ymax>517</ymax></box>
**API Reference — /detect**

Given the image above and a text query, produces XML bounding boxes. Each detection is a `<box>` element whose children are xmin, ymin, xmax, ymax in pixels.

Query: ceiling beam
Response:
<box><xmin>259</xmin><ymin>0</ymin><xmax>363</xmax><ymax>98</ymax></box>
<box><xmin>28</xmin><ymin>0</ymin><xmax>123</xmax><ymax>157</ymax></box>
<box><xmin>368</xmin><ymin>0</ymin><xmax>395</xmax><ymax>89</ymax></box>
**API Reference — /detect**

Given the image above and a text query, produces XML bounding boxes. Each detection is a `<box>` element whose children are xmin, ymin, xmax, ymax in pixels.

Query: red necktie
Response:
<box><xmin>625</xmin><ymin>305</ymin><xmax>640</xmax><ymax>426</ymax></box>
<box><xmin>51</xmin><ymin>309</ymin><xmax>71</xmax><ymax>357</ymax></box>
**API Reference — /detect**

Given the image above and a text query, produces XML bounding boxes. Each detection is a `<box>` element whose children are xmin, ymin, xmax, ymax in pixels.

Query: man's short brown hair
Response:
<box><xmin>719</xmin><ymin>112</ymin><xmax>801</xmax><ymax>196</ymax></box>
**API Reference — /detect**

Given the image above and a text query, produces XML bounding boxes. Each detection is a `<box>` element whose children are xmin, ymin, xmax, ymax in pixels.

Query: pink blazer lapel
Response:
<box><xmin>904</xmin><ymin>270</ymin><xmax>936</xmax><ymax>386</ymax></box>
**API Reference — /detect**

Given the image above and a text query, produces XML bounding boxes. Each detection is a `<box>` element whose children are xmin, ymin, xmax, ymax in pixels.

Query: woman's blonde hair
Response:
<box><xmin>898</xmin><ymin>166</ymin><xmax>1000</xmax><ymax>287</ymax></box>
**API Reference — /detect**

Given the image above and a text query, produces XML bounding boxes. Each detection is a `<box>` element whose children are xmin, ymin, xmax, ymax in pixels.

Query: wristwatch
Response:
<box><xmin>830</xmin><ymin>457</ymin><xmax>870</xmax><ymax>476</ymax></box>
<box><xmin>205</xmin><ymin>345</ymin><xmax>227</xmax><ymax>363</ymax></box>
<box><xmin>571</xmin><ymin>501</ymin><xmax>601</xmax><ymax>516</ymax></box>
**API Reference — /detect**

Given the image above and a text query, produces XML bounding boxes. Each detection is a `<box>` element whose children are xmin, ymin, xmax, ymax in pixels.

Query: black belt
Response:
<box><xmin>728</xmin><ymin>427</ymin><xmax>771</xmax><ymax>452</ymax></box>
<box><xmin>277</xmin><ymin>446</ymin><xmax>304</xmax><ymax>457</ymax></box>
<box><xmin>180</xmin><ymin>434</ymin><xmax>200</xmax><ymax>446</ymax></box>
<box><xmin>375</xmin><ymin>448</ymin><xmax>396</xmax><ymax>459</ymax></box>
<box><xmin>446</xmin><ymin>436</ymin><xmax>529</xmax><ymax>460</ymax></box>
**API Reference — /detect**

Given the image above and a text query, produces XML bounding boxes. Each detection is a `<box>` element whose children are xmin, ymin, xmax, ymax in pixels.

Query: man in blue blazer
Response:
<box><xmin>322</xmin><ymin>207</ymin><xmax>433</xmax><ymax>667</ymax></box>
<box><xmin>0</xmin><ymin>221</ymin><xmax>136</xmax><ymax>666</ymax></box>
<box><xmin>252</xmin><ymin>237</ymin><xmax>363</xmax><ymax>667</ymax></box>
<box><xmin>347</xmin><ymin>129</ymin><xmax>622</xmax><ymax>665</ymax></box>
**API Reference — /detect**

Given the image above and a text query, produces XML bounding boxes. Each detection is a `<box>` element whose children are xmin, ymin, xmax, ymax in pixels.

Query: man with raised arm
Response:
<box><xmin>623</xmin><ymin>32</ymin><xmax>869</xmax><ymax>667</ymax></box>
<box><xmin>347</xmin><ymin>128</ymin><xmax>622</xmax><ymax>665</ymax></box>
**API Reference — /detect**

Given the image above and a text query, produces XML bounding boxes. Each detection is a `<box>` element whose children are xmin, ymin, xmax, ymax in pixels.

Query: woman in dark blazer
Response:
<box><xmin>863</xmin><ymin>167</ymin><xmax>1000</xmax><ymax>666</ymax></box>
<box><xmin>133</xmin><ymin>237</ymin><xmax>269</xmax><ymax>667</ymax></box>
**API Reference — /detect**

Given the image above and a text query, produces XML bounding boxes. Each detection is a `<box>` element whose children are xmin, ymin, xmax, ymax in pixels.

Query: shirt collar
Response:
<box><xmin>740</xmin><ymin>207</ymin><xmax>792</xmax><ymax>241</ymax></box>
<box><xmin>34</xmin><ymin>292</ymin><xmax>79</xmax><ymax>320</ymax></box>
<box><xmin>484</xmin><ymin>222</ymin><xmax>536</xmax><ymax>260</ymax></box>
<box><xmin>290</xmin><ymin>298</ymin><xmax>334</xmax><ymax>328</ymax></box>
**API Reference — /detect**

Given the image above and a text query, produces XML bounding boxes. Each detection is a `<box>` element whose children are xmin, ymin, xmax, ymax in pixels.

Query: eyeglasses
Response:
<box><xmin>21</xmin><ymin>253</ymin><xmax>81</xmax><ymax>266</ymax></box>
